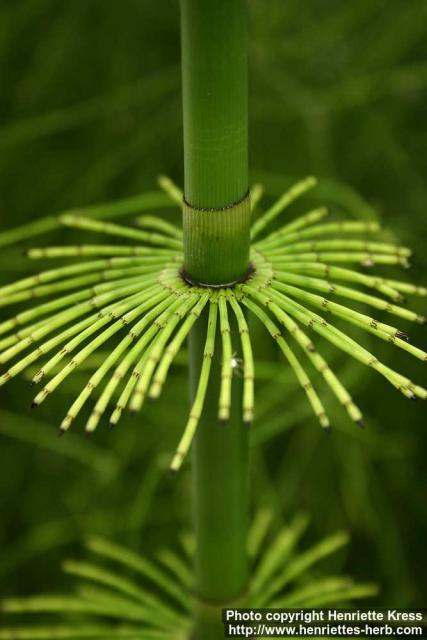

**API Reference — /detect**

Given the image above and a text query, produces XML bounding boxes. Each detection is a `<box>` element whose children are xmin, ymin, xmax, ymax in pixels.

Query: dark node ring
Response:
<box><xmin>180</xmin><ymin>262</ymin><xmax>255</xmax><ymax>289</ymax></box>
<box><xmin>182</xmin><ymin>189</ymin><xmax>251</xmax><ymax>213</ymax></box>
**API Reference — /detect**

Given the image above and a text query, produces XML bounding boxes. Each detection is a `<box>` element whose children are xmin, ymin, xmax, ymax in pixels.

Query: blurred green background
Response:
<box><xmin>0</xmin><ymin>0</ymin><xmax>426</xmax><ymax>608</ymax></box>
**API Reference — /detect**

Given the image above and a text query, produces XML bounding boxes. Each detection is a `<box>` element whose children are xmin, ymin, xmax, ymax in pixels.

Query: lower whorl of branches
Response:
<box><xmin>0</xmin><ymin>512</ymin><xmax>378</xmax><ymax>639</ymax></box>
<box><xmin>0</xmin><ymin>177</ymin><xmax>425</xmax><ymax>471</ymax></box>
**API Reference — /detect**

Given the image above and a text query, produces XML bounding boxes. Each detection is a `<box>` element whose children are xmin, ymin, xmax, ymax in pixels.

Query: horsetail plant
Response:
<box><xmin>0</xmin><ymin>0</ymin><xmax>425</xmax><ymax>638</ymax></box>
<box><xmin>0</xmin><ymin>173</ymin><xmax>425</xmax><ymax>637</ymax></box>
<box><xmin>0</xmin><ymin>177</ymin><xmax>425</xmax><ymax>445</ymax></box>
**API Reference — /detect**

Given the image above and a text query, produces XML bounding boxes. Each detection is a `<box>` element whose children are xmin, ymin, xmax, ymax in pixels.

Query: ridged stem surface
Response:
<box><xmin>190</xmin><ymin>314</ymin><xmax>249</xmax><ymax>639</ymax></box>
<box><xmin>181</xmin><ymin>0</ymin><xmax>248</xmax><ymax>208</ymax></box>
<box><xmin>181</xmin><ymin>0</ymin><xmax>250</xmax><ymax>286</ymax></box>
<box><xmin>180</xmin><ymin>1</ymin><xmax>250</xmax><ymax>637</ymax></box>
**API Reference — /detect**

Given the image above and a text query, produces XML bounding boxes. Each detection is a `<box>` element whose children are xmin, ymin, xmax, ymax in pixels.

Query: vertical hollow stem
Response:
<box><xmin>180</xmin><ymin>0</ymin><xmax>250</xmax><ymax>637</ymax></box>
<box><xmin>181</xmin><ymin>0</ymin><xmax>251</xmax><ymax>286</ymax></box>
<box><xmin>181</xmin><ymin>0</ymin><xmax>248</xmax><ymax>207</ymax></box>
<box><xmin>190</xmin><ymin>312</ymin><xmax>249</xmax><ymax>638</ymax></box>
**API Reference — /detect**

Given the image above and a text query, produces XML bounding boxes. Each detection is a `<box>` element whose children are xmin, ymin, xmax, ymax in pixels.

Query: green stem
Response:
<box><xmin>190</xmin><ymin>314</ymin><xmax>249</xmax><ymax>639</ymax></box>
<box><xmin>181</xmin><ymin>0</ymin><xmax>248</xmax><ymax>208</ymax></box>
<box><xmin>180</xmin><ymin>0</ymin><xmax>250</xmax><ymax>637</ymax></box>
<box><xmin>181</xmin><ymin>0</ymin><xmax>250</xmax><ymax>286</ymax></box>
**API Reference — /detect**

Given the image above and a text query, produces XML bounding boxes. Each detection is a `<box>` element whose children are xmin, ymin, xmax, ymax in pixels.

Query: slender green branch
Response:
<box><xmin>171</xmin><ymin>301</ymin><xmax>218</xmax><ymax>472</ymax></box>
<box><xmin>218</xmin><ymin>294</ymin><xmax>233</xmax><ymax>422</ymax></box>
<box><xmin>60</xmin><ymin>215</ymin><xmax>182</xmax><ymax>250</ymax></box>
<box><xmin>255</xmin><ymin>220</ymin><xmax>380</xmax><ymax>249</ymax></box>
<box><xmin>251</xmin><ymin>176</ymin><xmax>317</xmax><ymax>239</ymax></box>
<box><xmin>244</xmin><ymin>297</ymin><xmax>330</xmax><ymax>429</ymax></box>
<box><xmin>228</xmin><ymin>295</ymin><xmax>255</xmax><ymax>425</ymax></box>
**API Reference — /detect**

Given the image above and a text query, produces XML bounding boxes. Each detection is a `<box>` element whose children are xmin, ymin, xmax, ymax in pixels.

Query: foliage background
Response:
<box><xmin>0</xmin><ymin>0</ymin><xmax>426</xmax><ymax>608</ymax></box>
